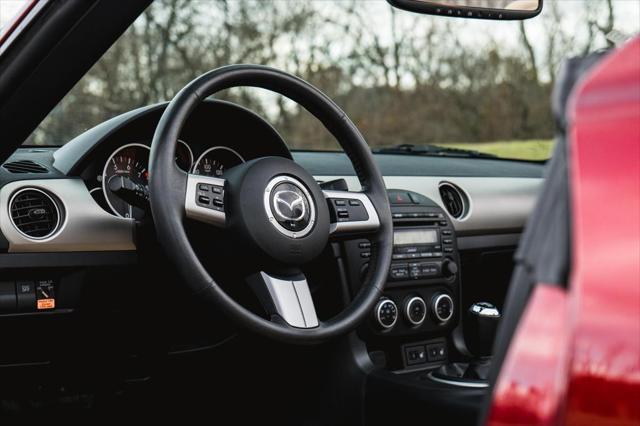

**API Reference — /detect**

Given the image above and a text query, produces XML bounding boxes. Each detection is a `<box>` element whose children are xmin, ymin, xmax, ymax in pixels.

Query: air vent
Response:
<box><xmin>9</xmin><ymin>189</ymin><xmax>61</xmax><ymax>239</ymax></box>
<box><xmin>439</xmin><ymin>182</ymin><xmax>467</xmax><ymax>219</ymax></box>
<box><xmin>3</xmin><ymin>160</ymin><xmax>48</xmax><ymax>174</ymax></box>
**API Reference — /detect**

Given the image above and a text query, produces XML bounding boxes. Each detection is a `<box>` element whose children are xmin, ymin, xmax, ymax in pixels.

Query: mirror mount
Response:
<box><xmin>386</xmin><ymin>0</ymin><xmax>543</xmax><ymax>20</ymax></box>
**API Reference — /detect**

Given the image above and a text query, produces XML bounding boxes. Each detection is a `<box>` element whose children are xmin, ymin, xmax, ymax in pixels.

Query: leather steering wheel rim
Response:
<box><xmin>149</xmin><ymin>64</ymin><xmax>392</xmax><ymax>344</ymax></box>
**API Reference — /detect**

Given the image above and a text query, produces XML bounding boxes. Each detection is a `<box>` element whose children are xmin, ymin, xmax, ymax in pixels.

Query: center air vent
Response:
<box><xmin>3</xmin><ymin>160</ymin><xmax>48</xmax><ymax>174</ymax></box>
<box><xmin>438</xmin><ymin>182</ymin><xmax>468</xmax><ymax>219</ymax></box>
<box><xmin>9</xmin><ymin>189</ymin><xmax>62</xmax><ymax>239</ymax></box>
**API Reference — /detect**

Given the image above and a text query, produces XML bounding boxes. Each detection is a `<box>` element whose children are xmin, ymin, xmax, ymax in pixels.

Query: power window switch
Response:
<box><xmin>0</xmin><ymin>281</ymin><xmax>17</xmax><ymax>313</ymax></box>
<box><xmin>16</xmin><ymin>281</ymin><xmax>36</xmax><ymax>312</ymax></box>
<box><xmin>405</xmin><ymin>345</ymin><xmax>427</xmax><ymax>366</ymax></box>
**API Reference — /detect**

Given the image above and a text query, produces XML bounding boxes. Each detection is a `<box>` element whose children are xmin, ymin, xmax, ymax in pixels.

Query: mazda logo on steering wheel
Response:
<box><xmin>264</xmin><ymin>177</ymin><xmax>315</xmax><ymax>238</ymax></box>
<box><xmin>273</xmin><ymin>190</ymin><xmax>306</xmax><ymax>221</ymax></box>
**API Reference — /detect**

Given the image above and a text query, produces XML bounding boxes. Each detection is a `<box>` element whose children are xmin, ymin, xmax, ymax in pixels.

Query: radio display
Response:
<box><xmin>393</xmin><ymin>229</ymin><xmax>438</xmax><ymax>246</ymax></box>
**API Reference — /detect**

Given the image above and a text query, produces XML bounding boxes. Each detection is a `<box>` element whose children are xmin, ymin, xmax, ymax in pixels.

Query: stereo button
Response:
<box><xmin>390</xmin><ymin>266</ymin><xmax>409</xmax><ymax>280</ymax></box>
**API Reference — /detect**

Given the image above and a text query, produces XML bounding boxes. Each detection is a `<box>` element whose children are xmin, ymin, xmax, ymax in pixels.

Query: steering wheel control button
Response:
<box><xmin>374</xmin><ymin>298</ymin><xmax>398</xmax><ymax>330</ymax></box>
<box><xmin>405</xmin><ymin>296</ymin><xmax>427</xmax><ymax>326</ymax></box>
<box><xmin>264</xmin><ymin>176</ymin><xmax>316</xmax><ymax>239</ymax></box>
<box><xmin>432</xmin><ymin>294</ymin><xmax>454</xmax><ymax>324</ymax></box>
<box><xmin>195</xmin><ymin>183</ymin><xmax>225</xmax><ymax>211</ymax></box>
<box><xmin>329</xmin><ymin>198</ymin><xmax>369</xmax><ymax>223</ymax></box>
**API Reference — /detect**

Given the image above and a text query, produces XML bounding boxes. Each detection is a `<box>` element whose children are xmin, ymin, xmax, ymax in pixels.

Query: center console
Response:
<box><xmin>342</xmin><ymin>189</ymin><xmax>461</xmax><ymax>371</ymax></box>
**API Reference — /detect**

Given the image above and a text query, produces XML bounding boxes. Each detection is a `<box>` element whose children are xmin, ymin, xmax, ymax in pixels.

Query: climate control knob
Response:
<box><xmin>405</xmin><ymin>296</ymin><xmax>427</xmax><ymax>326</ymax></box>
<box><xmin>374</xmin><ymin>298</ymin><xmax>398</xmax><ymax>330</ymax></box>
<box><xmin>431</xmin><ymin>293</ymin><xmax>454</xmax><ymax>324</ymax></box>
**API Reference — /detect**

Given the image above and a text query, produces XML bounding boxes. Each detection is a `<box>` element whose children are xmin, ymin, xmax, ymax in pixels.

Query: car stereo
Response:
<box><xmin>342</xmin><ymin>188</ymin><xmax>461</xmax><ymax>368</ymax></box>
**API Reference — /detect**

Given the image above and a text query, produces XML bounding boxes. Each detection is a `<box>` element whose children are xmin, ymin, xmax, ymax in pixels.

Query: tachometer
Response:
<box><xmin>193</xmin><ymin>146</ymin><xmax>244</xmax><ymax>177</ymax></box>
<box><xmin>102</xmin><ymin>143</ymin><xmax>150</xmax><ymax>220</ymax></box>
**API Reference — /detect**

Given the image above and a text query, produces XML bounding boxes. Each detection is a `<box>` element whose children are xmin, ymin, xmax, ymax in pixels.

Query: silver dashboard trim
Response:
<box><xmin>316</xmin><ymin>175</ymin><xmax>542</xmax><ymax>235</ymax></box>
<box><xmin>0</xmin><ymin>179</ymin><xmax>135</xmax><ymax>253</ymax></box>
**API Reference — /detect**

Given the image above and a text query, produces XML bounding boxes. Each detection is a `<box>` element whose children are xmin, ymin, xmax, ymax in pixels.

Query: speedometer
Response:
<box><xmin>193</xmin><ymin>146</ymin><xmax>244</xmax><ymax>177</ymax></box>
<box><xmin>102</xmin><ymin>143</ymin><xmax>150</xmax><ymax>220</ymax></box>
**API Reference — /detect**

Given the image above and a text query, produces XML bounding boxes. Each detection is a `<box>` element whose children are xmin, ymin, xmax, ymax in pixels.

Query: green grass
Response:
<box><xmin>434</xmin><ymin>139</ymin><xmax>555</xmax><ymax>161</ymax></box>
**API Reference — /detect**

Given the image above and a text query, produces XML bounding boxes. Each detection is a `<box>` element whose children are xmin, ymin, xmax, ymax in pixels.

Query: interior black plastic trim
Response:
<box><xmin>457</xmin><ymin>234</ymin><xmax>521</xmax><ymax>251</ymax></box>
<box><xmin>0</xmin><ymin>251</ymin><xmax>137</xmax><ymax>268</ymax></box>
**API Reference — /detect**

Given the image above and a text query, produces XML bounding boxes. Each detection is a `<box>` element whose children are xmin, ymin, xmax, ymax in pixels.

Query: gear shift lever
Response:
<box><xmin>430</xmin><ymin>302</ymin><xmax>501</xmax><ymax>385</ymax></box>
<box><xmin>466</xmin><ymin>302</ymin><xmax>501</xmax><ymax>357</ymax></box>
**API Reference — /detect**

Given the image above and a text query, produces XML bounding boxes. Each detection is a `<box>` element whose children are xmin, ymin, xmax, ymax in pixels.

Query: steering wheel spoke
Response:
<box><xmin>248</xmin><ymin>271</ymin><xmax>319</xmax><ymax>329</ymax></box>
<box><xmin>323</xmin><ymin>190</ymin><xmax>380</xmax><ymax>237</ymax></box>
<box><xmin>184</xmin><ymin>174</ymin><xmax>226</xmax><ymax>227</ymax></box>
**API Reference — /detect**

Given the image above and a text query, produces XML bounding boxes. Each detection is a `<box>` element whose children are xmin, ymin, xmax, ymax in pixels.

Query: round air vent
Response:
<box><xmin>438</xmin><ymin>182</ymin><xmax>468</xmax><ymax>220</ymax></box>
<box><xmin>9</xmin><ymin>188</ymin><xmax>62</xmax><ymax>239</ymax></box>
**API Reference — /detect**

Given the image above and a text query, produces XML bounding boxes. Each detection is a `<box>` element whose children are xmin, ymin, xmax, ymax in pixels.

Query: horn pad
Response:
<box><xmin>223</xmin><ymin>156</ymin><xmax>330</xmax><ymax>266</ymax></box>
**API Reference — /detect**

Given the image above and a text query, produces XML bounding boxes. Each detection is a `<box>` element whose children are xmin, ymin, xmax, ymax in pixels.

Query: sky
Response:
<box><xmin>0</xmin><ymin>0</ymin><xmax>26</xmax><ymax>29</ymax></box>
<box><xmin>2</xmin><ymin>0</ymin><xmax>639</xmax><ymax>38</ymax></box>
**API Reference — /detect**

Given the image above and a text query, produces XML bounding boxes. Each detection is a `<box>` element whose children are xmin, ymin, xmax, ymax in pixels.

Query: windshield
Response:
<box><xmin>21</xmin><ymin>0</ymin><xmax>640</xmax><ymax>161</ymax></box>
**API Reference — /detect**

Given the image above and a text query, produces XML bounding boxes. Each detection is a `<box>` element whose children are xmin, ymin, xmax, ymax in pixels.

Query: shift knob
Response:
<box><xmin>466</xmin><ymin>302</ymin><xmax>501</xmax><ymax>357</ymax></box>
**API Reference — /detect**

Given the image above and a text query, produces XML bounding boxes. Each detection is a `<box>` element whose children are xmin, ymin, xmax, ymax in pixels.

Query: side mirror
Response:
<box><xmin>386</xmin><ymin>0</ymin><xmax>542</xmax><ymax>20</ymax></box>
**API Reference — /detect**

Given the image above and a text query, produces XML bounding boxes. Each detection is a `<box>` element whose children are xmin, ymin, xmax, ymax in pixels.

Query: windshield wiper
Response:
<box><xmin>375</xmin><ymin>143</ymin><xmax>498</xmax><ymax>159</ymax></box>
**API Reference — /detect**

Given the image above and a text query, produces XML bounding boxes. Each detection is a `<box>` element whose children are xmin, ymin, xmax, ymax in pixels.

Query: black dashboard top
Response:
<box><xmin>292</xmin><ymin>151</ymin><xmax>544</xmax><ymax>178</ymax></box>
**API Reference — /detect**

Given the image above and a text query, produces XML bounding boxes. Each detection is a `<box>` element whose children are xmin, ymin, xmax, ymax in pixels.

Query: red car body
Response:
<box><xmin>487</xmin><ymin>37</ymin><xmax>640</xmax><ymax>426</ymax></box>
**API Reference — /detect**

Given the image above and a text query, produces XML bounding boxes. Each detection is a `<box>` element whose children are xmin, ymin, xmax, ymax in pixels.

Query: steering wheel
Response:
<box><xmin>149</xmin><ymin>65</ymin><xmax>392</xmax><ymax>344</ymax></box>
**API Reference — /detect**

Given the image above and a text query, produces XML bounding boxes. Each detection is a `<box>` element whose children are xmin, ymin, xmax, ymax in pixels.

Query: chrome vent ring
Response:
<box><xmin>438</xmin><ymin>182</ymin><xmax>469</xmax><ymax>220</ymax></box>
<box><xmin>9</xmin><ymin>188</ymin><xmax>62</xmax><ymax>240</ymax></box>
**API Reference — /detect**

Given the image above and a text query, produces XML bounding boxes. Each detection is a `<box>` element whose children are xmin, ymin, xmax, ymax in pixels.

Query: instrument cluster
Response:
<box><xmin>96</xmin><ymin>140</ymin><xmax>245</xmax><ymax>220</ymax></box>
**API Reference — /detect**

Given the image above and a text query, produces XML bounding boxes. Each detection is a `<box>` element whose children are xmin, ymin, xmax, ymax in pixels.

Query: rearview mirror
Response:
<box><xmin>386</xmin><ymin>0</ymin><xmax>542</xmax><ymax>20</ymax></box>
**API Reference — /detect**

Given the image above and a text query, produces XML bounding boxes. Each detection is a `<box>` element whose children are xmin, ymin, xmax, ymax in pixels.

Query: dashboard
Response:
<box><xmin>0</xmin><ymin>99</ymin><xmax>544</xmax><ymax>256</ymax></box>
<box><xmin>0</xmin><ymin>99</ymin><xmax>545</xmax><ymax>375</ymax></box>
